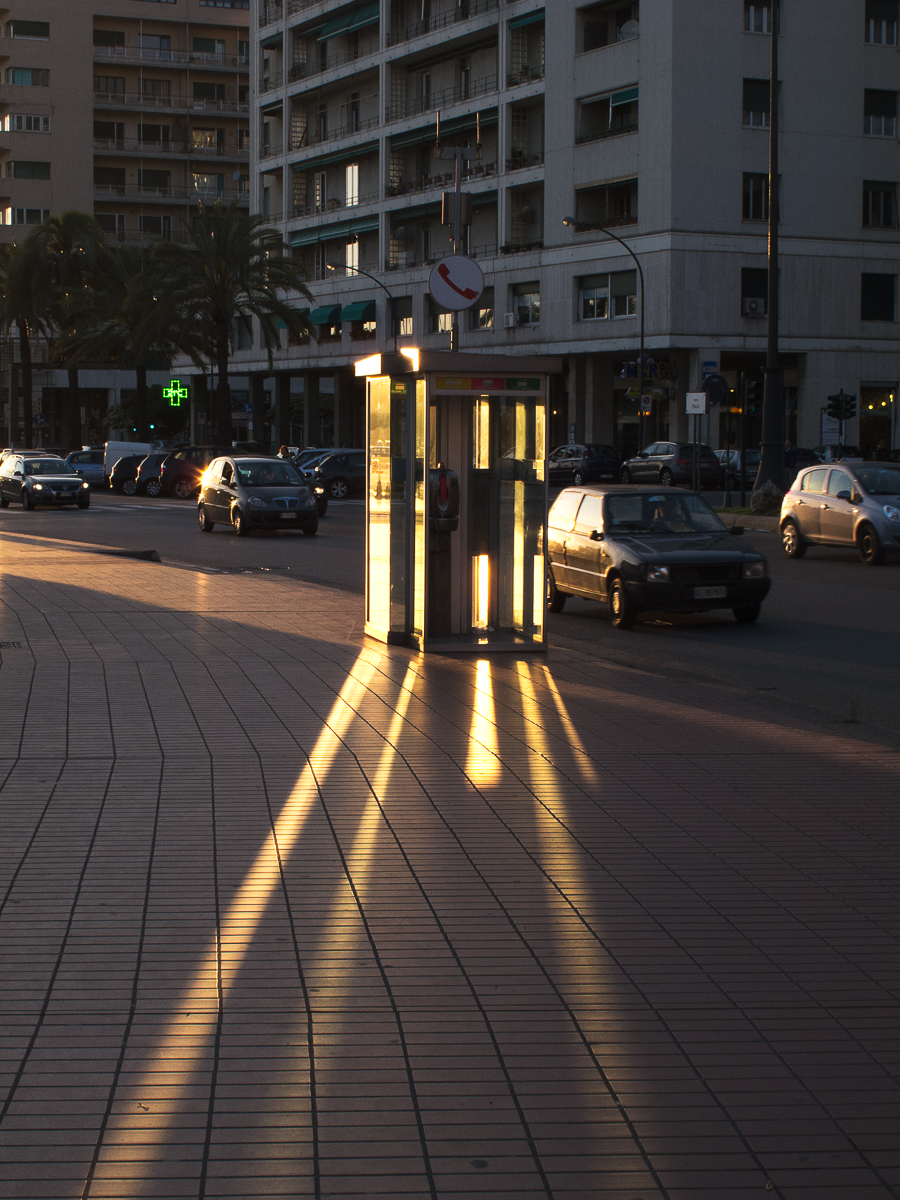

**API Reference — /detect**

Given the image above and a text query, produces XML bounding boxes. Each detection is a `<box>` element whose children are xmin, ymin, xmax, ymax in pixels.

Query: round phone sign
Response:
<box><xmin>428</xmin><ymin>256</ymin><xmax>485</xmax><ymax>311</ymax></box>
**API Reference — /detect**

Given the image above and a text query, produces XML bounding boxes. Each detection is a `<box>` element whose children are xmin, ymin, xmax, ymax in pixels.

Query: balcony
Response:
<box><xmin>286</xmin><ymin>41</ymin><xmax>379</xmax><ymax>85</ymax></box>
<box><xmin>290</xmin><ymin>113</ymin><xmax>380</xmax><ymax>149</ymax></box>
<box><xmin>504</xmin><ymin>151</ymin><xmax>543</xmax><ymax>172</ymax></box>
<box><xmin>94</xmin><ymin>183</ymin><xmax>248</xmax><ymax>205</ymax></box>
<box><xmin>386</xmin><ymin>74</ymin><xmax>498</xmax><ymax>123</ymax></box>
<box><xmin>93</xmin><ymin>45</ymin><xmax>248</xmax><ymax>70</ymax></box>
<box><xmin>385</xmin><ymin>242</ymin><xmax>496</xmax><ymax>271</ymax></box>
<box><xmin>260</xmin><ymin>71</ymin><xmax>284</xmax><ymax>93</ymax></box>
<box><xmin>387</xmin><ymin>0</ymin><xmax>498</xmax><ymax>47</ymax></box>
<box><xmin>506</xmin><ymin>64</ymin><xmax>545</xmax><ymax>88</ymax></box>
<box><xmin>292</xmin><ymin>191</ymin><xmax>378</xmax><ymax>217</ymax></box>
<box><xmin>386</xmin><ymin>161</ymin><xmax>497</xmax><ymax>197</ymax></box>
<box><xmin>574</xmin><ymin>119</ymin><xmax>638</xmax><ymax>145</ymax></box>
<box><xmin>92</xmin><ymin>137</ymin><xmax>249</xmax><ymax>160</ymax></box>
<box><xmin>260</xmin><ymin>2</ymin><xmax>283</xmax><ymax>28</ymax></box>
<box><xmin>93</xmin><ymin>92</ymin><xmax>249</xmax><ymax>115</ymax></box>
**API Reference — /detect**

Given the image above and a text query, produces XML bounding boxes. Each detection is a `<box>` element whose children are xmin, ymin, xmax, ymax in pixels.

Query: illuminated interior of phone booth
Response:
<box><xmin>359</xmin><ymin>350</ymin><xmax>560</xmax><ymax>652</ymax></box>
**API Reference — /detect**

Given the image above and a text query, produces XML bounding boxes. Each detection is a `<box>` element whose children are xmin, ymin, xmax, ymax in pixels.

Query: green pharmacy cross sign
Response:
<box><xmin>163</xmin><ymin>379</ymin><xmax>190</xmax><ymax>408</ymax></box>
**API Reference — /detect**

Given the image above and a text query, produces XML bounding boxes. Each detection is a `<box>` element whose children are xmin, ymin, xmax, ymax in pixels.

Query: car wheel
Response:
<box><xmin>23</xmin><ymin>491</ymin><xmax>35</xmax><ymax>510</ymax></box>
<box><xmin>660</xmin><ymin>469</ymin><xmax>675</xmax><ymax>487</ymax></box>
<box><xmin>619</xmin><ymin>468</ymin><xmax>633</xmax><ymax>484</ymax></box>
<box><xmin>328</xmin><ymin>477</ymin><xmax>349</xmax><ymax>499</ymax></box>
<box><xmin>781</xmin><ymin>519</ymin><xmax>807</xmax><ymax>558</ymax></box>
<box><xmin>144</xmin><ymin>478</ymin><xmax>162</xmax><ymax>498</ymax></box>
<box><xmin>233</xmin><ymin>509</ymin><xmax>249</xmax><ymax>537</ymax></box>
<box><xmin>547</xmin><ymin>571</ymin><xmax>566</xmax><ymax>613</ymax></box>
<box><xmin>857</xmin><ymin>523</ymin><xmax>885</xmax><ymax>565</ymax></box>
<box><xmin>174</xmin><ymin>477</ymin><xmax>194</xmax><ymax>499</ymax></box>
<box><xmin>573</xmin><ymin>471</ymin><xmax>584</xmax><ymax>486</ymax></box>
<box><xmin>77</xmin><ymin>497</ymin><xmax>90</xmax><ymax>510</ymax></box>
<box><xmin>609</xmin><ymin>578</ymin><xmax>637</xmax><ymax>629</ymax></box>
<box><xmin>198</xmin><ymin>505</ymin><xmax>215</xmax><ymax>533</ymax></box>
<box><xmin>733</xmin><ymin>604</ymin><xmax>761</xmax><ymax>624</ymax></box>
<box><xmin>302</xmin><ymin>519</ymin><xmax>318</xmax><ymax>537</ymax></box>
<box><xmin>122</xmin><ymin>478</ymin><xmax>137</xmax><ymax>496</ymax></box>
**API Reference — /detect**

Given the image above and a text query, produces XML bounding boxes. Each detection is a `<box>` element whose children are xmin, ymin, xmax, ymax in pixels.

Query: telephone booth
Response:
<box><xmin>358</xmin><ymin>349</ymin><xmax>561</xmax><ymax>653</ymax></box>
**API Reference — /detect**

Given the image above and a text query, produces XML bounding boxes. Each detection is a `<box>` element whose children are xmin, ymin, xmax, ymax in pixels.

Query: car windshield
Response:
<box><xmin>584</xmin><ymin>445</ymin><xmax>614</xmax><ymax>458</ymax></box>
<box><xmin>25</xmin><ymin>459</ymin><xmax>77</xmax><ymax>475</ymax></box>
<box><xmin>605</xmin><ymin>492</ymin><xmax>726</xmax><ymax>534</ymax></box>
<box><xmin>856</xmin><ymin>466</ymin><xmax>900</xmax><ymax>496</ymax></box>
<box><xmin>234</xmin><ymin>461</ymin><xmax>304</xmax><ymax>487</ymax></box>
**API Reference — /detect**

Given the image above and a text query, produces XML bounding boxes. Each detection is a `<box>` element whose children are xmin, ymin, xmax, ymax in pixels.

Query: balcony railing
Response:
<box><xmin>286</xmin><ymin>39</ymin><xmax>379</xmax><ymax>84</ymax></box>
<box><xmin>292</xmin><ymin>191</ymin><xmax>378</xmax><ymax>217</ymax></box>
<box><xmin>386</xmin><ymin>162</ymin><xmax>497</xmax><ymax>197</ymax></box>
<box><xmin>260</xmin><ymin>71</ymin><xmax>284</xmax><ymax>93</ymax></box>
<box><xmin>92</xmin><ymin>45</ymin><xmax>248</xmax><ymax>69</ymax></box>
<box><xmin>504</xmin><ymin>151</ymin><xmax>544</xmax><ymax>172</ymax></box>
<box><xmin>385</xmin><ymin>242</ymin><xmax>496</xmax><ymax>271</ymax></box>
<box><xmin>506</xmin><ymin>64</ymin><xmax>545</xmax><ymax>87</ymax></box>
<box><xmin>387</xmin><ymin>0</ymin><xmax>498</xmax><ymax>47</ymax></box>
<box><xmin>93</xmin><ymin>91</ymin><xmax>249</xmax><ymax>114</ymax></box>
<box><xmin>386</xmin><ymin>74</ymin><xmax>498</xmax><ymax>122</ymax></box>
<box><xmin>92</xmin><ymin>137</ymin><xmax>248</xmax><ymax>159</ymax></box>
<box><xmin>260</xmin><ymin>2</ymin><xmax>283</xmax><ymax>28</ymax></box>
<box><xmin>575</xmin><ymin>119</ymin><xmax>639</xmax><ymax>145</ymax></box>
<box><xmin>289</xmin><ymin>113</ymin><xmax>380</xmax><ymax>149</ymax></box>
<box><xmin>94</xmin><ymin>183</ymin><xmax>248</xmax><ymax>204</ymax></box>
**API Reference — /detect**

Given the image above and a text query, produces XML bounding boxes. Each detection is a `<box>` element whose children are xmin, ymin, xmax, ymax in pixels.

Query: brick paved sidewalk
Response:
<box><xmin>0</xmin><ymin>538</ymin><xmax>898</xmax><ymax>1200</ymax></box>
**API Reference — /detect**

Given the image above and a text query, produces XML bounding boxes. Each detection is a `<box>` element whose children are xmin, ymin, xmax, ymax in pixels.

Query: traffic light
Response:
<box><xmin>843</xmin><ymin>394</ymin><xmax>857</xmax><ymax>420</ymax></box>
<box><xmin>745</xmin><ymin>378</ymin><xmax>760</xmax><ymax>414</ymax></box>
<box><xmin>827</xmin><ymin>391</ymin><xmax>857</xmax><ymax>420</ymax></box>
<box><xmin>827</xmin><ymin>394</ymin><xmax>842</xmax><ymax>420</ymax></box>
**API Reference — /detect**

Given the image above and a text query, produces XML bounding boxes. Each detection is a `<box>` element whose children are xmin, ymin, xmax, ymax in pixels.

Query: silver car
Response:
<box><xmin>780</xmin><ymin>461</ymin><xmax>900</xmax><ymax>565</ymax></box>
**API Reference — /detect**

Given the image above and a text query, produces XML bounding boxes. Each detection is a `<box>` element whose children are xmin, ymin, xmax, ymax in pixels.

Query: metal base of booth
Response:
<box><xmin>366</xmin><ymin>624</ymin><xmax>546</xmax><ymax>654</ymax></box>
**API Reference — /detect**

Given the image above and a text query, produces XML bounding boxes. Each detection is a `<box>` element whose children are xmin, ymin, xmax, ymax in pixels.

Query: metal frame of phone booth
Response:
<box><xmin>357</xmin><ymin>349</ymin><xmax>561</xmax><ymax>653</ymax></box>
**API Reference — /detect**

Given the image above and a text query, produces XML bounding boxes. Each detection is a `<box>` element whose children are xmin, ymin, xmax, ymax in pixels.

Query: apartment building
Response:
<box><xmin>0</xmin><ymin>0</ymin><xmax>251</xmax><ymax>446</ymax></box>
<box><xmin>239</xmin><ymin>0</ymin><xmax>900</xmax><ymax>459</ymax></box>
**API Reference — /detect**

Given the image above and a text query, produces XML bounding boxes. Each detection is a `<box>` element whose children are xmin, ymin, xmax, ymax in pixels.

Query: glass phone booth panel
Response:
<box><xmin>364</xmin><ymin>363</ymin><xmax>550</xmax><ymax>653</ymax></box>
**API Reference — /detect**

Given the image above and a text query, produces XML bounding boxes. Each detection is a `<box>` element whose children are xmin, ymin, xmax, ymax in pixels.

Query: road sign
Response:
<box><xmin>243</xmin><ymin>402</ymin><xmax>253</xmax><ymax>415</ymax></box>
<box><xmin>198</xmin><ymin>411</ymin><xmax>206</xmax><ymax>424</ymax></box>
<box><xmin>686</xmin><ymin>392</ymin><xmax>707</xmax><ymax>415</ymax></box>
<box><xmin>33</xmin><ymin>413</ymin><xmax>46</xmax><ymax>426</ymax></box>
<box><xmin>640</xmin><ymin>395</ymin><xmax>652</xmax><ymax>414</ymax></box>
<box><xmin>428</xmin><ymin>256</ymin><xmax>484</xmax><ymax>311</ymax></box>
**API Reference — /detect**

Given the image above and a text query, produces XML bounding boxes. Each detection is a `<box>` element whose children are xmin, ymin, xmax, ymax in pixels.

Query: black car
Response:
<box><xmin>313</xmin><ymin>449</ymin><xmax>366</xmax><ymax>499</ymax></box>
<box><xmin>547</xmin><ymin>485</ymin><xmax>770</xmax><ymax>628</ymax></box>
<box><xmin>160</xmin><ymin>445</ymin><xmax>234</xmax><ymax>498</ymax></box>
<box><xmin>548</xmin><ymin>443</ymin><xmax>621</xmax><ymax>487</ymax></box>
<box><xmin>135</xmin><ymin>452</ymin><xmax>170</xmax><ymax>497</ymax></box>
<box><xmin>0</xmin><ymin>454</ymin><xmax>91</xmax><ymax>510</ymax></box>
<box><xmin>620</xmin><ymin>441</ymin><xmax>722</xmax><ymax>488</ymax></box>
<box><xmin>198</xmin><ymin>456</ymin><xmax>318</xmax><ymax>537</ymax></box>
<box><xmin>108</xmin><ymin>454</ymin><xmax>145</xmax><ymax>495</ymax></box>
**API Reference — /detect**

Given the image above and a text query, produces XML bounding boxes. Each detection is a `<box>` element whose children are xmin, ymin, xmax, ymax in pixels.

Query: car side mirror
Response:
<box><xmin>638</xmin><ymin>451</ymin><xmax>647</xmax><ymax>458</ymax></box>
<box><xmin>729</xmin><ymin>525</ymin><xmax>745</xmax><ymax>536</ymax></box>
<box><xmin>852</xmin><ymin>490</ymin><xmax>862</xmax><ymax>503</ymax></box>
<box><xmin>835</xmin><ymin>490</ymin><xmax>851</xmax><ymax>502</ymax></box>
<box><xmin>589</xmin><ymin>529</ymin><xmax>602</xmax><ymax>541</ymax></box>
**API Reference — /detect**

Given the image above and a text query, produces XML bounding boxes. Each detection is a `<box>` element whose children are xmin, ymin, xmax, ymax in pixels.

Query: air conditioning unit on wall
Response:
<box><xmin>742</xmin><ymin>297</ymin><xmax>765</xmax><ymax>316</ymax></box>
<box><xmin>504</xmin><ymin>312</ymin><xmax>518</xmax><ymax>328</ymax></box>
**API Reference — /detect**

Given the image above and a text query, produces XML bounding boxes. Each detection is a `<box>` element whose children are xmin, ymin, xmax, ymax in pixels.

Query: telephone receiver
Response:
<box><xmin>438</xmin><ymin>262</ymin><xmax>477</xmax><ymax>300</ymax></box>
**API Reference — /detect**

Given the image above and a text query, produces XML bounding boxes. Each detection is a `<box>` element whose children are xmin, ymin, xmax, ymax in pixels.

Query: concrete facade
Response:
<box><xmin>239</xmin><ymin>0</ymin><xmax>899</xmax><ymax>458</ymax></box>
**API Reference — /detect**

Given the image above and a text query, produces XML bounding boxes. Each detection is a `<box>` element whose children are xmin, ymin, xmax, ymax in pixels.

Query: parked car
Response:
<box><xmin>295</xmin><ymin>448</ymin><xmax>329</xmax><ymax>471</ymax></box>
<box><xmin>108</xmin><ymin>454</ymin><xmax>145</xmax><ymax>495</ymax></box>
<box><xmin>0</xmin><ymin>454</ymin><xmax>91</xmax><ymax>510</ymax></box>
<box><xmin>813</xmin><ymin>444</ymin><xmax>861</xmax><ymax>462</ymax></box>
<box><xmin>159</xmin><ymin>445</ymin><xmax>235</xmax><ymax>498</ymax></box>
<box><xmin>548</xmin><ymin>443</ymin><xmax>622</xmax><ymax>486</ymax></box>
<box><xmin>547</xmin><ymin>485</ymin><xmax>770</xmax><ymax>628</ymax></box>
<box><xmin>198</xmin><ymin>456</ymin><xmax>318</xmax><ymax>537</ymax></box>
<box><xmin>0</xmin><ymin>449</ymin><xmax>62</xmax><ymax>470</ymax></box>
<box><xmin>66</xmin><ymin>449</ymin><xmax>106</xmax><ymax>487</ymax></box>
<box><xmin>103</xmin><ymin>440</ymin><xmax>153</xmax><ymax>482</ymax></box>
<box><xmin>620</xmin><ymin>441</ymin><xmax>722</xmax><ymax>488</ymax></box>
<box><xmin>780</xmin><ymin>461</ymin><xmax>900</xmax><ymax>565</ymax></box>
<box><xmin>313</xmin><ymin>449</ymin><xmax>366</xmax><ymax>499</ymax></box>
<box><xmin>135</xmin><ymin>452</ymin><xmax>170</xmax><ymax>497</ymax></box>
<box><xmin>715</xmin><ymin>449</ymin><xmax>761</xmax><ymax>487</ymax></box>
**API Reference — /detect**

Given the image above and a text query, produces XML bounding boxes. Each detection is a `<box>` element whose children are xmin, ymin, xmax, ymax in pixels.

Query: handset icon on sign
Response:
<box><xmin>437</xmin><ymin>262</ymin><xmax>478</xmax><ymax>300</ymax></box>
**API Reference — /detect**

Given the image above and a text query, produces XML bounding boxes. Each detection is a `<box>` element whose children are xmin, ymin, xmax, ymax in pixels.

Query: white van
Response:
<box><xmin>104</xmin><ymin>441</ymin><xmax>153</xmax><ymax>482</ymax></box>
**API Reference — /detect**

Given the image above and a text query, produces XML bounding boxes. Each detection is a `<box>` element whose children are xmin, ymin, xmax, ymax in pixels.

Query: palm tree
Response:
<box><xmin>55</xmin><ymin>245</ymin><xmax>182</xmax><ymax>443</ymax></box>
<box><xmin>25</xmin><ymin>211</ymin><xmax>106</xmax><ymax>447</ymax></box>
<box><xmin>162</xmin><ymin>199</ymin><xmax>311</xmax><ymax>439</ymax></box>
<box><xmin>0</xmin><ymin>242</ymin><xmax>50</xmax><ymax>448</ymax></box>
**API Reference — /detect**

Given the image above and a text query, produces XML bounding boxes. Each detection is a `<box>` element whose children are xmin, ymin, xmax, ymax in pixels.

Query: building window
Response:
<box><xmin>139</xmin><ymin>168</ymin><xmax>170</xmax><ymax>192</ymax></box>
<box><xmin>863</xmin><ymin>181</ymin><xmax>899</xmax><ymax>228</ymax></box>
<box><xmin>579</xmin><ymin>270</ymin><xmax>636</xmax><ymax>320</ymax></box>
<box><xmin>191</xmin><ymin>128</ymin><xmax>223</xmax><ymax>150</ymax></box>
<box><xmin>94</xmin><ymin>75</ymin><xmax>125</xmax><ymax>95</ymax></box>
<box><xmin>744</xmin><ymin>3</ymin><xmax>771</xmax><ymax>33</ymax></box>
<box><xmin>314</xmin><ymin>171</ymin><xmax>326</xmax><ymax>213</ymax></box>
<box><xmin>428</xmin><ymin>297</ymin><xmax>452</xmax><ymax>332</ymax></box>
<box><xmin>94</xmin><ymin>166</ymin><xmax>126</xmax><ymax>190</ymax></box>
<box><xmin>194</xmin><ymin>82</ymin><xmax>225</xmax><ymax>103</ymax></box>
<box><xmin>141</xmin><ymin>123</ymin><xmax>172</xmax><ymax>147</ymax></box>
<box><xmin>7</xmin><ymin>21</ymin><xmax>50</xmax><ymax>40</ymax></box>
<box><xmin>192</xmin><ymin>172</ymin><xmax>224</xmax><ymax>196</ymax></box>
<box><xmin>93</xmin><ymin>30</ymin><xmax>125</xmax><ymax>48</ymax></box>
<box><xmin>238</xmin><ymin>129</ymin><xmax>250</xmax><ymax>151</ymax></box>
<box><xmin>142</xmin><ymin>79</ymin><xmax>172</xmax><ymax>99</ymax></box>
<box><xmin>574</xmin><ymin>178</ymin><xmax>638</xmax><ymax>228</ymax></box>
<box><xmin>577</xmin><ymin>87</ymin><xmax>638</xmax><ymax>143</ymax></box>
<box><xmin>579</xmin><ymin>2</ymin><xmax>639</xmax><ymax>53</ymax></box>
<box><xmin>2</xmin><ymin>207</ymin><xmax>50</xmax><ymax>225</ymax></box>
<box><xmin>8</xmin><ymin>160</ymin><xmax>51</xmax><ymax>180</ymax></box>
<box><xmin>864</xmin><ymin>89</ymin><xmax>897</xmax><ymax>136</ymax></box>
<box><xmin>861</xmin><ymin>273</ymin><xmax>896</xmax><ymax>321</ymax></box>
<box><xmin>96</xmin><ymin>213</ymin><xmax>126</xmax><ymax>241</ymax></box>
<box><xmin>866</xmin><ymin>0</ymin><xmax>898</xmax><ymax>44</ymax></box>
<box><xmin>139</xmin><ymin>214</ymin><xmax>172</xmax><ymax>239</ymax></box>
<box><xmin>742</xmin><ymin>172</ymin><xmax>769</xmax><ymax>221</ymax></box>
<box><xmin>511</xmin><ymin>282</ymin><xmax>540</xmax><ymax>326</ymax></box>
<box><xmin>346</xmin><ymin>239</ymin><xmax>359</xmax><ymax>271</ymax></box>
<box><xmin>4</xmin><ymin>114</ymin><xmax>51</xmax><ymax>133</ymax></box>
<box><xmin>94</xmin><ymin>120</ymin><xmax>124</xmax><ymax>146</ymax></box>
<box><xmin>459</xmin><ymin>56</ymin><xmax>471</xmax><ymax>100</ymax></box>
<box><xmin>743</xmin><ymin>78</ymin><xmax>770</xmax><ymax>127</ymax></box>
<box><xmin>393</xmin><ymin>296</ymin><xmax>413</xmax><ymax>338</ymax></box>
<box><xmin>470</xmin><ymin>287</ymin><xmax>494</xmax><ymax>330</ymax></box>
<box><xmin>741</xmin><ymin>267</ymin><xmax>768</xmax><ymax>316</ymax></box>
<box><xmin>345</xmin><ymin>162</ymin><xmax>358</xmax><ymax>207</ymax></box>
<box><xmin>5</xmin><ymin>68</ymin><xmax>50</xmax><ymax>87</ymax></box>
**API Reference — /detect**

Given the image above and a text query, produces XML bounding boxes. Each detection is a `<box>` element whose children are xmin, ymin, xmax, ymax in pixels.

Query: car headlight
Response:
<box><xmin>883</xmin><ymin>504</ymin><xmax>900</xmax><ymax>524</ymax></box>
<box><xmin>315</xmin><ymin>486</ymin><xmax>324</xmax><ymax>495</ymax></box>
<box><xmin>32</xmin><ymin>483</ymin><xmax>43</xmax><ymax>491</ymax></box>
<box><xmin>82</xmin><ymin>481</ymin><xmax>89</xmax><ymax>489</ymax></box>
<box><xmin>248</xmin><ymin>496</ymin><xmax>268</xmax><ymax>508</ymax></box>
<box><xmin>646</xmin><ymin>566</ymin><xmax>670</xmax><ymax>582</ymax></box>
<box><xmin>742</xmin><ymin>561</ymin><xmax>768</xmax><ymax>579</ymax></box>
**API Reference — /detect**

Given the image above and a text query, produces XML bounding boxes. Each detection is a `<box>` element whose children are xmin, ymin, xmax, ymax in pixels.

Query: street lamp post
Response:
<box><xmin>325</xmin><ymin>261</ymin><xmax>396</xmax><ymax>350</ymax></box>
<box><xmin>563</xmin><ymin>218</ymin><xmax>646</xmax><ymax>451</ymax></box>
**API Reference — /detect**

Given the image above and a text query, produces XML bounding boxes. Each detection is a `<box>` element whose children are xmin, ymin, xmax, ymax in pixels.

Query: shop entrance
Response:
<box><xmin>361</xmin><ymin>350</ymin><xmax>560</xmax><ymax>652</ymax></box>
<box><xmin>860</xmin><ymin>385</ymin><xmax>897</xmax><ymax>458</ymax></box>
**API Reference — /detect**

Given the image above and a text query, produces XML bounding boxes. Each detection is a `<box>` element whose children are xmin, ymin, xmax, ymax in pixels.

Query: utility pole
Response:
<box><xmin>754</xmin><ymin>0</ymin><xmax>785</xmax><ymax>495</ymax></box>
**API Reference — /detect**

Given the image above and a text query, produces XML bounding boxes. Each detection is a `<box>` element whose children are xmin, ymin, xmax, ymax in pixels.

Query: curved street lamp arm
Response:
<box><xmin>596</xmin><ymin>226</ymin><xmax>646</xmax><ymax>450</ymax></box>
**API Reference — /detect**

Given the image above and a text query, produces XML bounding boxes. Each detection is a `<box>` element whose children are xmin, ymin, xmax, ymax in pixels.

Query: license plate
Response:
<box><xmin>694</xmin><ymin>585</ymin><xmax>727</xmax><ymax>599</ymax></box>
<box><xmin>280</xmin><ymin>512</ymin><xmax>295</xmax><ymax>519</ymax></box>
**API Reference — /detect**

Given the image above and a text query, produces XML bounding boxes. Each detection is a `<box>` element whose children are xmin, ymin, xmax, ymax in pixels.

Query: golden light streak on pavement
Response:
<box><xmin>464</xmin><ymin>658</ymin><xmax>502</xmax><ymax>787</ymax></box>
